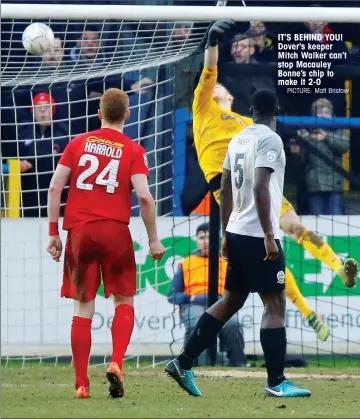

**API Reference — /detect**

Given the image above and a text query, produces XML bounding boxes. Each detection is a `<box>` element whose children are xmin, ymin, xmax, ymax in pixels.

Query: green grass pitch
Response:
<box><xmin>2</xmin><ymin>364</ymin><xmax>360</xmax><ymax>418</ymax></box>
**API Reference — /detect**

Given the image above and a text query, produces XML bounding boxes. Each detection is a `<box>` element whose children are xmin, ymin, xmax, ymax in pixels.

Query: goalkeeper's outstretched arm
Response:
<box><xmin>204</xmin><ymin>20</ymin><xmax>235</xmax><ymax>69</ymax></box>
<box><xmin>204</xmin><ymin>45</ymin><xmax>219</xmax><ymax>69</ymax></box>
<box><xmin>193</xmin><ymin>20</ymin><xmax>235</xmax><ymax>115</ymax></box>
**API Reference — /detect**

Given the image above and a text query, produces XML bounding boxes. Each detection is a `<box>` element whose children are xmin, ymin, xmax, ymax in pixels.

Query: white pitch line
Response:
<box><xmin>2</xmin><ymin>383</ymin><xmax>71</xmax><ymax>387</ymax></box>
<box><xmin>195</xmin><ymin>370</ymin><xmax>360</xmax><ymax>380</ymax></box>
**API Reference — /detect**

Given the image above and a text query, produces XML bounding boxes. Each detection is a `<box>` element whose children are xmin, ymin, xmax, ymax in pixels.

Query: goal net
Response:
<box><xmin>1</xmin><ymin>3</ymin><xmax>212</xmax><ymax>366</ymax></box>
<box><xmin>1</xmin><ymin>2</ymin><xmax>360</xmax><ymax>368</ymax></box>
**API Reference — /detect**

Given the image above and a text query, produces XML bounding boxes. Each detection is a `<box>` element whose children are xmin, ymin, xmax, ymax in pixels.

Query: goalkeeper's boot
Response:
<box><xmin>106</xmin><ymin>362</ymin><xmax>125</xmax><ymax>399</ymax></box>
<box><xmin>307</xmin><ymin>312</ymin><xmax>330</xmax><ymax>341</ymax></box>
<box><xmin>338</xmin><ymin>258</ymin><xmax>358</xmax><ymax>288</ymax></box>
<box><xmin>164</xmin><ymin>359</ymin><xmax>202</xmax><ymax>397</ymax></box>
<box><xmin>265</xmin><ymin>380</ymin><xmax>312</xmax><ymax>398</ymax></box>
<box><xmin>75</xmin><ymin>386</ymin><xmax>90</xmax><ymax>399</ymax></box>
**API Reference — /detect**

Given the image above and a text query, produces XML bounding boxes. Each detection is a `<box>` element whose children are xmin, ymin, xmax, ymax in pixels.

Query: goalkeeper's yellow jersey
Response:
<box><xmin>192</xmin><ymin>66</ymin><xmax>294</xmax><ymax>218</ymax></box>
<box><xmin>192</xmin><ymin>66</ymin><xmax>252</xmax><ymax>183</ymax></box>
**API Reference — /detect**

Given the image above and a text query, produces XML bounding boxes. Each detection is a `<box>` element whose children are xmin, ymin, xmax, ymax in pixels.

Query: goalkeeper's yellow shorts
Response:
<box><xmin>280</xmin><ymin>197</ymin><xmax>295</xmax><ymax>217</ymax></box>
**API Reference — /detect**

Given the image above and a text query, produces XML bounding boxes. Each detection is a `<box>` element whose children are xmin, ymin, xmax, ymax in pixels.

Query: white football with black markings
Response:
<box><xmin>22</xmin><ymin>23</ymin><xmax>55</xmax><ymax>55</ymax></box>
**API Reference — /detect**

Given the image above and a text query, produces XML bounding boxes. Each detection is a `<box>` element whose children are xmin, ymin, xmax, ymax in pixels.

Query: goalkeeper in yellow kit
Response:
<box><xmin>192</xmin><ymin>20</ymin><xmax>358</xmax><ymax>342</ymax></box>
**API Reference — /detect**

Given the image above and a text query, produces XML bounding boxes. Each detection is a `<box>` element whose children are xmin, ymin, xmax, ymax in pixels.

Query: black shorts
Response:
<box><xmin>225</xmin><ymin>232</ymin><xmax>286</xmax><ymax>295</ymax></box>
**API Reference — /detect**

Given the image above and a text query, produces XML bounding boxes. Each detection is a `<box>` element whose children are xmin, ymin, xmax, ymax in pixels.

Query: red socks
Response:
<box><xmin>71</xmin><ymin>316</ymin><xmax>92</xmax><ymax>389</ymax></box>
<box><xmin>111</xmin><ymin>304</ymin><xmax>135</xmax><ymax>368</ymax></box>
<box><xmin>71</xmin><ymin>305</ymin><xmax>134</xmax><ymax>388</ymax></box>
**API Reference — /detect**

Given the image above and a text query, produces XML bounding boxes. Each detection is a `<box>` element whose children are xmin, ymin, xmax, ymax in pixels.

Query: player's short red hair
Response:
<box><xmin>100</xmin><ymin>88</ymin><xmax>129</xmax><ymax>124</ymax></box>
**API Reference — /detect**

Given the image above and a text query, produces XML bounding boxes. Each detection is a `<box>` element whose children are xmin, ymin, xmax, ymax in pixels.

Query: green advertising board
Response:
<box><xmin>98</xmin><ymin>234</ymin><xmax>360</xmax><ymax>298</ymax></box>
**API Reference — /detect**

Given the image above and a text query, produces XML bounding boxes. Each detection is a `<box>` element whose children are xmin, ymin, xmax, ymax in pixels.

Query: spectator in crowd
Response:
<box><xmin>306</xmin><ymin>20</ymin><xmax>327</xmax><ymax>36</ymax></box>
<box><xmin>167</xmin><ymin>223</ymin><xmax>248</xmax><ymax>367</ymax></box>
<box><xmin>70</xmin><ymin>27</ymin><xmax>153</xmax><ymax>93</ymax></box>
<box><xmin>173</xmin><ymin>21</ymin><xmax>192</xmax><ymax>45</ymax></box>
<box><xmin>71</xmin><ymin>25</ymin><xmax>153</xmax><ymax>89</ymax></box>
<box><xmin>223</xmin><ymin>33</ymin><xmax>275</xmax><ymax>115</ymax></box>
<box><xmin>276</xmin><ymin>11</ymin><xmax>349</xmax><ymax>116</ymax></box>
<box><xmin>42</xmin><ymin>37</ymin><xmax>65</xmax><ymax>69</ymax></box>
<box><xmin>5</xmin><ymin>36</ymin><xmax>69</xmax><ymax>133</ymax></box>
<box><xmin>230</xmin><ymin>35</ymin><xmax>255</xmax><ymax>64</ymax></box>
<box><xmin>70</xmin><ymin>26</ymin><xmax>104</xmax><ymax>67</ymax></box>
<box><xmin>1</xmin><ymin>160</ymin><xmax>32</xmax><ymax>176</ymax></box>
<box><xmin>30</xmin><ymin>36</ymin><xmax>71</xmax><ymax>124</ymax></box>
<box><xmin>69</xmin><ymin>27</ymin><xmax>154</xmax><ymax>132</ymax></box>
<box><xmin>304</xmin><ymin>19</ymin><xmax>348</xmax><ymax>57</ymax></box>
<box><xmin>302</xmin><ymin>16</ymin><xmax>348</xmax><ymax>116</ymax></box>
<box><xmin>19</xmin><ymin>92</ymin><xmax>68</xmax><ymax>217</ymax></box>
<box><xmin>295</xmin><ymin>98</ymin><xmax>349</xmax><ymax>215</ymax></box>
<box><xmin>248</xmin><ymin>21</ymin><xmax>276</xmax><ymax>62</ymax></box>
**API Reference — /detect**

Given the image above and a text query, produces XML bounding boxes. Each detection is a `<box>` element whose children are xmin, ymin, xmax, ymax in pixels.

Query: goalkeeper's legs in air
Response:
<box><xmin>211</xmin><ymin>195</ymin><xmax>331</xmax><ymax>341</ymax></box>
<box><xmin>72</xmin><ymin>300</ymin><xmax>94</xmax><ymax>399</ymax></box>
<box><xmin>280</xmin><ymin>204</ymin><xmax>358</xmax><ymax>289</ymax></box>
<box><xmin>285</xmin><ymin>268</ymin><xmax>330</xmax><ymax>341</ymax></box>
<box><xmin>106</xmin><ymin>294</ymin><xmax>134</xmax><ymax>399</ymax></box>
<box><xmin>209</xmin><ymin>194</ymin><xmax>333</xmax><ymax>341</ymax></box>
<box><xmin>165</xmin><ymin>231</ymin><xmax>311</xmax><ymax>398</ymax></box>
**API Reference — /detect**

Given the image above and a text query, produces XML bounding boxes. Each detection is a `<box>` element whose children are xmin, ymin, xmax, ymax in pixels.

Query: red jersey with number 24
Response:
<box><xmin>59</xmin><ymin>127</ymin><xmax>149</xmax><ymax>230</ymax></box>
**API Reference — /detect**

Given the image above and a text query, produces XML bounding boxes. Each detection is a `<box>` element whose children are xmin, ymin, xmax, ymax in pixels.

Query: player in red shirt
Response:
<box><xmin>46</xmin><ymin>88</ymin><xmax>165</xmax><ymax>399</ymax></box>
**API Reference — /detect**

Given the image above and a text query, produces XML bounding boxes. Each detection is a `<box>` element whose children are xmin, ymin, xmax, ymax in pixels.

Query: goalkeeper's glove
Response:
<box><xmin>206</xmin><ymin>19</ymin><xmax>236</xmax><ymax>48</ymax></box>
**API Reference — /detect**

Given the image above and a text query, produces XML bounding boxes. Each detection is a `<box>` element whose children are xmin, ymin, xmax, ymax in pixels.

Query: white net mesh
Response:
<box><xmin>2</xmin><ymin>5</ymin><xmax>360</xmax><ymax>368</ymax></box>
<box><xmin>1</xmin><ymin>19</ymin><xmax>207</xmax><ymax>86</ymax></box>
<box><xmin>1</xmin><ymin>17</ymin><xmax>208</xmax><ymax>365</ymax></box>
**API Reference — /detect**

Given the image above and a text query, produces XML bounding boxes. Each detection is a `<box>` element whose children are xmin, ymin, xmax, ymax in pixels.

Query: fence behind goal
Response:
<box><xmin>1</xmin><ymin>2</ymin><xmax>360</xmax><ymax>367</ymax></box>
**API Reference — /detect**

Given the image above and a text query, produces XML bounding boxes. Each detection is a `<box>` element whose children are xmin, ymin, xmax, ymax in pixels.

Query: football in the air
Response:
<box><xmin>22</xmin><ymin>23</ymin><xmax>55</xmax><ymax>55</ymax></box>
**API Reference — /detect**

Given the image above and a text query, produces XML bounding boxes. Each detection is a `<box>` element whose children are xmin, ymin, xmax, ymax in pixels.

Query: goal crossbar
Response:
<box><xmin>2</xmin><ymin>4</ymin><xmax>360</xmax><ymax>23</ymax></box>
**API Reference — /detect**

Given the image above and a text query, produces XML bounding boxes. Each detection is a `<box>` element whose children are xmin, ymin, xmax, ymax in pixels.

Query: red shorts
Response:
<box><xmin>61</xmin><ymin>220</ymin><xmax>136</xmax><ymax>301</ymax></box>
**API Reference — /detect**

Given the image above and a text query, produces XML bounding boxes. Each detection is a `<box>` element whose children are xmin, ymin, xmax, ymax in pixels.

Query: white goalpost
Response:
<box><xmin>1</xmin><ymin>2</ymin><xmax>360</xmax><ymax>367</ymax></box>
<box><xmin>2</xmin><ymin>3</ymin><xmax>359</xmax><ymax>22</ymax></box>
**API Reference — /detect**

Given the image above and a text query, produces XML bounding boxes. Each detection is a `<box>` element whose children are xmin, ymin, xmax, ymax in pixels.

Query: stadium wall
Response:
<box><xmin>1</xmin><ymin>217</ymin><xmax>360</xmax><ymax>357</ymax></box>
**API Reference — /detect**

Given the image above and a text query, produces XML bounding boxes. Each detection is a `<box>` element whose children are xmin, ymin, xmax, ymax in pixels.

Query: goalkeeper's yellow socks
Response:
<box><xmin>285</xmin><ymin>268</ymin><xmax>330</xmax><ymax>341</ymax></box>
<box><xmin>307</xmin><ymin>312</ymin><xmax>330</xmax><ymax>342</ymax></box>
<box><xmin>297</xmin><ymin>229</ymin><xmax>343</xmax><ymax>274</ymax></box>
<box><xmin>285</xmin><ymin>268</ymin><xmax>313</xmax><ymax>319</ymax></box>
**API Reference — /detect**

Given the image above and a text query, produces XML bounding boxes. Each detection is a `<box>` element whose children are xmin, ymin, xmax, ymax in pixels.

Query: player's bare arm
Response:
<box><xmin>205</xmin><ymin>20</ymin><xmax>235</xmax><ymax>68</ymax></box>
<box><xmin>254</xmin><ymin>167</ymin><xmax>279</xmax><ymax>261</ymax></box>
<box><xmin>204</xmin><ymin>45</ymin><xmax>219</xmax><ymax>69</ymax></box>
<box><xmin>47</xmin><ymin>164</ymin><xmax>71</xmax><ymax>262</ymax></box>
<box><xmin>131</xmin><ymin>173</ymin><xmax>165</xmax><ymax>261</ymax></box>
<box><xmin>220</xmin><ymin>167</ymin><xmax>232</xmax><ymax>259</ymax></box>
